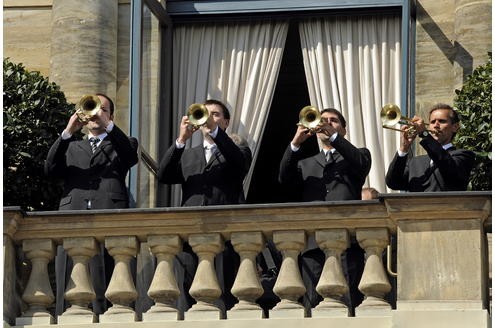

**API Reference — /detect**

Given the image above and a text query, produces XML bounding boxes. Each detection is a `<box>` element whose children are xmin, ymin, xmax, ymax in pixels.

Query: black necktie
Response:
<box><xmin>89</xmin><ymin>137</ymin><xmax>100</xmax><ymax>153</ymax></box>
<box><xmin>325</xmin><ymin>151</ymin><xmax>333</xmax><ymax>162</ymax></box>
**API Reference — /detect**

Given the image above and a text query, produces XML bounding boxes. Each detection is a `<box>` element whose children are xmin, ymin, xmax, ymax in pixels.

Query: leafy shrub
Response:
<box><xmin>3</xmin><ymin>58</ymin><xmax>74</xmax><ymax>210</ymax></box>
<box><xmin>454</xmin><ymin>53</ymin><xmax>492</xmax><ymax>191</ymax></box>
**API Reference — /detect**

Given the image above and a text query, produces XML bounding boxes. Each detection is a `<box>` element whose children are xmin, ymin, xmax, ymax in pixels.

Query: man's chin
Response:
<box><xmin>317</xmin><ymin>134</ymin><xmax>330</xmax><ymax>142</ymax></box>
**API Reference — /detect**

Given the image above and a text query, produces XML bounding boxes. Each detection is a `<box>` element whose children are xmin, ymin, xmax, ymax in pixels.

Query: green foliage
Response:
<box><xmin>3</xmin><ymin>58</ymin><xmax>74</xmax><ymax>210</ymax></box>
<box><xmin>454</xmin><ymin>53</ymin><xmax>492</xmax><ymax>191</ymax></box>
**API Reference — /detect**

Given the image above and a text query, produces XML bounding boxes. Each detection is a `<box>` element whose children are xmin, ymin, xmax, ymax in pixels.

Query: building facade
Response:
<box><xmin>3</xmin><ymin>0</ymin><xmax>491</xmax><ymax>208</ymax></box>
<box><xmin>3</xmin><ymin>1</ymin><xmax>492</xmax><ymax>327</ymax></box>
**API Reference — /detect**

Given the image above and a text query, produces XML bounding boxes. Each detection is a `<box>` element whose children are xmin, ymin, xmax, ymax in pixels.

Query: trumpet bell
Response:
<box><xmin>380</xmin><ymin>104</ymin><xmax>403</xmax><ymax>127</ymax></box>
<box><xmin>299</xmin><ymin>106</ymin><xmax>321</xmax><ymax>130</ymax></box>
<box><xmin>76</xmin><ymin>94</ymin><xmax>101</xmax><ymax>123</ymax></box>
<box><xmin>187</xmin><ymin>103</ymin><xmax>209</xmax><ymax>128</ymax></box>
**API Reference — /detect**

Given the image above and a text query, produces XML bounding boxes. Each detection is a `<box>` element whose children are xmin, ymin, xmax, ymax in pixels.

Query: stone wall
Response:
<box><xmin>414</xmin><ymin>0</ymin><xmax>492</xmax><ymax>118</ymax></box>
<box><xmin>3</xmin><ymin>0</ymin><xmax>132</xmax><ymax>132</ymax></box>
<box><xmin>3</xmin><ymin>1</ymin><xmax>53</xmax><ymax>77</ymax></box>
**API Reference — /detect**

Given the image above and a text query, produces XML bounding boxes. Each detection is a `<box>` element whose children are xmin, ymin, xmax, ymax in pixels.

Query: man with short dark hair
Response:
<box><xmin>279</xmin><ymin>108</ymin><xmax>371</xmax><ymax>201</ymax></box>
<box><xmin>45</xmin><ymin>93</ymin><xmax>138</xmax><ymax>209</ymax></box>
<box><xmin>386</xmin><ymin>103</ymin><xmax>475</xmax><ymax>191</ymax></box>
<box><xmin>158</xmin><ymin>99</ymin><xmax>252</xmax><ymax>313</ymax></box>
<box><xmin>159</xmin><ymin>99</ymin><xmax>251</xmax><ymax>205</ymax></box>
<box><xmin>279</xmin><ymin>107</ymin><xmax>372</xmax><ymax>313</ymax></box>
<box><xmin>45</xmin><ymin>93</ymin><xmax>138</xmax><ymax>315</ymax></box>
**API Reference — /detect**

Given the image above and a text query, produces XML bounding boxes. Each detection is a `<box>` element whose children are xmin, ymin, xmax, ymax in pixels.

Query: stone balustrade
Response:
<box><xmin>3</xmin><ymin>192</ymin><xmax>491</xmax><ymax>328</ymax></box>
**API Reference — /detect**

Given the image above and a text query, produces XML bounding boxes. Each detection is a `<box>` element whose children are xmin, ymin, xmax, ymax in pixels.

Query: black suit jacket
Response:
<box><xmin>45</xmin><ymin>125</ymin><xmax>139</xmax><ymax>210</ymax></box>
<box><xmin>158</xmin><ymin>128</ymin><xmax>252</xmax><ymax>206</ymax></box>
<box><xmin>279</xmin><ymin>135</ymin><xmax>371</xmax><ymax>201</ymax></box>
<box><xmin>385</xmin><ymin>135</ymin><xmax>475</xmax><ymax>191</ymax></box>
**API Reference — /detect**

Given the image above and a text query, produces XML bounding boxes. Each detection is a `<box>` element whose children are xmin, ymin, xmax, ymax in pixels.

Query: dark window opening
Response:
<box><xmin>246</xmin><ymin>21</ymin><xmax>318</xmax><ymax>204</ymax></box>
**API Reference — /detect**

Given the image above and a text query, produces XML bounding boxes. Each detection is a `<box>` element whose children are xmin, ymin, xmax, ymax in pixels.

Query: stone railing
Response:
<box><xmin>3</xmin><ymin>192</ymin><xmax>491</xmax><ymax>328</ymax></box>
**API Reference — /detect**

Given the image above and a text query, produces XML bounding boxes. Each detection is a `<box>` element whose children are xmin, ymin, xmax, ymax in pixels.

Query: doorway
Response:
<box><xmin>246</xmin><ymin>21</ymin><xmax>317</xmax><ymax>204</ymax></box>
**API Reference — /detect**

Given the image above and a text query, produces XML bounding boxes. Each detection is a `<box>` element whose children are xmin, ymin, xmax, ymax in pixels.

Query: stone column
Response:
<box><xmin>185</xmin><ymin>233</ymin><xmax>224</xmax><ymax>320</ymax></box>
<box><xmin>50</xmin><ymin>0</ymin><xmax>118</xmax><ymax>103</ymax></box>
<box><xmin>16</xmin><ymin>239</ymin><xmax>55</xmax><ymax>326</ymax></box>
<box><xmin>454</xmin><ymin>0</ymin><xmax>492</xmax><ymax>89</ymax></box>
<box><xmin>312</xmin><ymin>229</ymin><xmax>350</xmax><ymax>317</ymax></box>
<box><xmin>270</xmin><ymin>230</ymin><xmax>307</xmax><ymax>318</ymax></box>
<box><xmin>58</xmin><ymin>237</ymin><xmax>99</xmax><ymax>324</ymax></box>
<box><xmin>143</xmin><ymin>235</ymin><xmax>182</xmax><ymax>321</ymax></box>
<box><xmin>228</xmin><ymin>231</ymin><xmax>264</xmax><ymax>319</ymax></box>
<box><xmin>100</xmin><ymin>236</ymin><xmax>138</xmax><ymax>323</ymax></box>
<box><xmin>355</xmin><ymin>228</ymin><xmax>391</xmax><ymax>316</ymax></box>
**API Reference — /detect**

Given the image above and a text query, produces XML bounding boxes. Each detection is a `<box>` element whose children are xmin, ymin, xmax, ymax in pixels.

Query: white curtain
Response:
<box><xmin>171</xmin><ymin>21</ymin><xmax>289</xmax><ymax>205</ymax></box>
<box><xmin>299</xmin><ymin>15</ymin><xmax>401</xmax><ymax>193</ymax></box>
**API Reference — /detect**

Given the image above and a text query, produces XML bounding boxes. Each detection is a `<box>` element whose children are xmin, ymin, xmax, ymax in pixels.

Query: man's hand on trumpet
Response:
<box><xmin>64</xmin><ymin>112</ymin><xmax>86</xmax><ymax>136</ymax></box>
<box><xmin>291</xmin><ymin>124</ymin><xmax>314</xmax><ymax>148</ymax></box>
<box><xmin>178</xmin><ymin>116</ymin><xmax>195</xmax><ymax>144</ymax></box>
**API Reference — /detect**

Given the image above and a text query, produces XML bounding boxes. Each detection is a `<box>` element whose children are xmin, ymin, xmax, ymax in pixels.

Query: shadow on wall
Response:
<box><xmin>416</xmin><ymin>2</ymin><xmax>473</xmax><ymax>83</ymax></box>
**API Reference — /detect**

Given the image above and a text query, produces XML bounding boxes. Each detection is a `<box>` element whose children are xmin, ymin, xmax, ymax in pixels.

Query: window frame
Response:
<box><xmin>129</xmin><ymin>0</ymin><xmax>172</xmax><ymax>207</ymax></box>
<box><xmin>129</xmin><ymin>0</ymin><xmax>417</xmax><ymax>206</ymax></box>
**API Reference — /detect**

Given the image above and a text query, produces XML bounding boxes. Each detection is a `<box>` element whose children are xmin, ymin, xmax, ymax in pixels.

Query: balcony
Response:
<box><xmin>3</xmin><ymin>192</ymin><xmax>491</xmax><ymax>328</ymax></box>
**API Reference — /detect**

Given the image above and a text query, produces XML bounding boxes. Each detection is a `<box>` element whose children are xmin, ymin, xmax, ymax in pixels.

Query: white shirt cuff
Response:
<box><xmin>330</xmin><ymin>132</ymin><xmax>338</xmax><ymax>142</ymax></box>
<box><xmin>176</xmin><ymin>139</ymin><xmax>186</xmax><ymax>149</ymax></box>
<box><xmin>106</xmin><ymin>121</ymin><xmax>114</xmax><ymax>133</ymax></box>
<box><xmin>290</xmin><ymin>143</ymin><xmax>300</xmax><ymax>152</ymax></box>
<box><xmin>61</xmin><ymin>130</ymin><xmax>72</xmax><ymax>140</ymax></box>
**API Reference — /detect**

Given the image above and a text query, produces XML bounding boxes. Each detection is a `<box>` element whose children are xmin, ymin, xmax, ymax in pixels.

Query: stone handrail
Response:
<box><xmin>3</xmin><ymin>191</ymin><xmax>491</xmax><ymax>327</ymax></box>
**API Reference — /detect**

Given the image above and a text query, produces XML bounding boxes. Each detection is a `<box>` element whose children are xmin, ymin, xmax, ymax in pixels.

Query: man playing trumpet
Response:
<box><xmin>158</xmin><ymin>99</ymin><xmax>252</xmax><ymax>313</ymax></box>
<box><xmin>45</xmin><ymin>93</ymin><xmax>138</xmax><ymax>210</ymax></box>
<box><xmin>386</xmin><ymin>103</ymin><xmax>475</xmax><ymax>191</ymax></box>
<box><xmin>279</xmin><ymin>107</ymin><xmax>371</xmax><ymax>201</ymax></box>
<box><xmin>44</xmin><ymin>93</ymin><xmax>138</xmax><ymax>315</ymax></box>
<box><xmin>278</xmin><ymin>107</ymin><xmax>371</xmax><ymax>313</ymax></box>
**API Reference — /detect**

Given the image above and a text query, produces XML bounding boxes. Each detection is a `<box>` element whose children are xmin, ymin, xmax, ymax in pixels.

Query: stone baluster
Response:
<box><xmin>270</xmin><ymin>230</ymin><xmax>307</xmax><ymax>318</ymax></box>
<box><xmin>58</xmin><ymin>237</ymin><xmax>99</xmax><ymax>324</ymax></box>
<box><xmin>16</xmin><ymin>239</ymin><xmax>55</xmax><ymax>326</ymax></box>
<box><xmin>228</xmin><ymin>231</ymin><xmax>264</xmax><ymax>319</ymax></box>
<box><xmin>355</xmin><ymin>228</ymin><xmax>392</xmax><ymax>316</ymax></box>
<box><xmin>185</xmin><ymin>233</ymin><xmax>224</xmax><ymax>320</ymax></box>
<box><xmin>313</xmin><ymin>229</ymin><xmax>350</xmax><ymax>317</ymax></box>
<box><xmin>143</xmin><ymin>235</ymin><xmax>182</xmax><ymax>321</ymax></box>
<box><xmin>100</xmin><ymin>236</ymin><xmax>138</xmax><ymax>323</ymax></box>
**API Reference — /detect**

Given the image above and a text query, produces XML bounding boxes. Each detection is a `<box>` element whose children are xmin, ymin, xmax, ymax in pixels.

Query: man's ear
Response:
<box><xmin>110</xmin><ymin>114</ymin><xmax>114</xmax><ymax>121</ymax></box>
<box><xmin>223</xmin><ymin>119</ymin><xmax>230</xmax><ymax>131</ymax></box>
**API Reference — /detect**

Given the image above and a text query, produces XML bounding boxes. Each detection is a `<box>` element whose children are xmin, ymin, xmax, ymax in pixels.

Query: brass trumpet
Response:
<box><xmin>298</xmin><ymin>106</ymin><xmax>321</xmax><ymax>131</ymax></box>
<box><xmin>75</xmin><ymin>94</ymin><xmax>101</xmax><ymax>123</ymax></box>
<box><xmin>187</xmin><ymin>103</ymin><xmax>209</xmax><ymax>129</ymax></box>
<box><xmin>380</xmin><ymin>104</ymin><xmax>439</xmax><ymax>137</ymax></box>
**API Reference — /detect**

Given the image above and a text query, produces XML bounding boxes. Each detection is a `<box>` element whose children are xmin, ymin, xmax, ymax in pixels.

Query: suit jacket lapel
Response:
<box><xmin>205</xmin><ymin>147</ymin><xmax>222</xmax><ymax>168</ymax></box>
<box><xmin>315</xmin><ymin>151</ymin><xmax>327</xmax><ymax>167</ymax></box>
<box><xmin>191</xmin><ymin>145</ymin><xmax>207</xmax><ymax>170</ymax></box>
<box><xmin>92</xmin><ymin>138</ymin><xmax>111</xmax><ymax>158</ymax></box>
<box><xmin>78</xmin><ymin>137</ymin><xmax>94</xmax><ymax>156</ymax></box>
